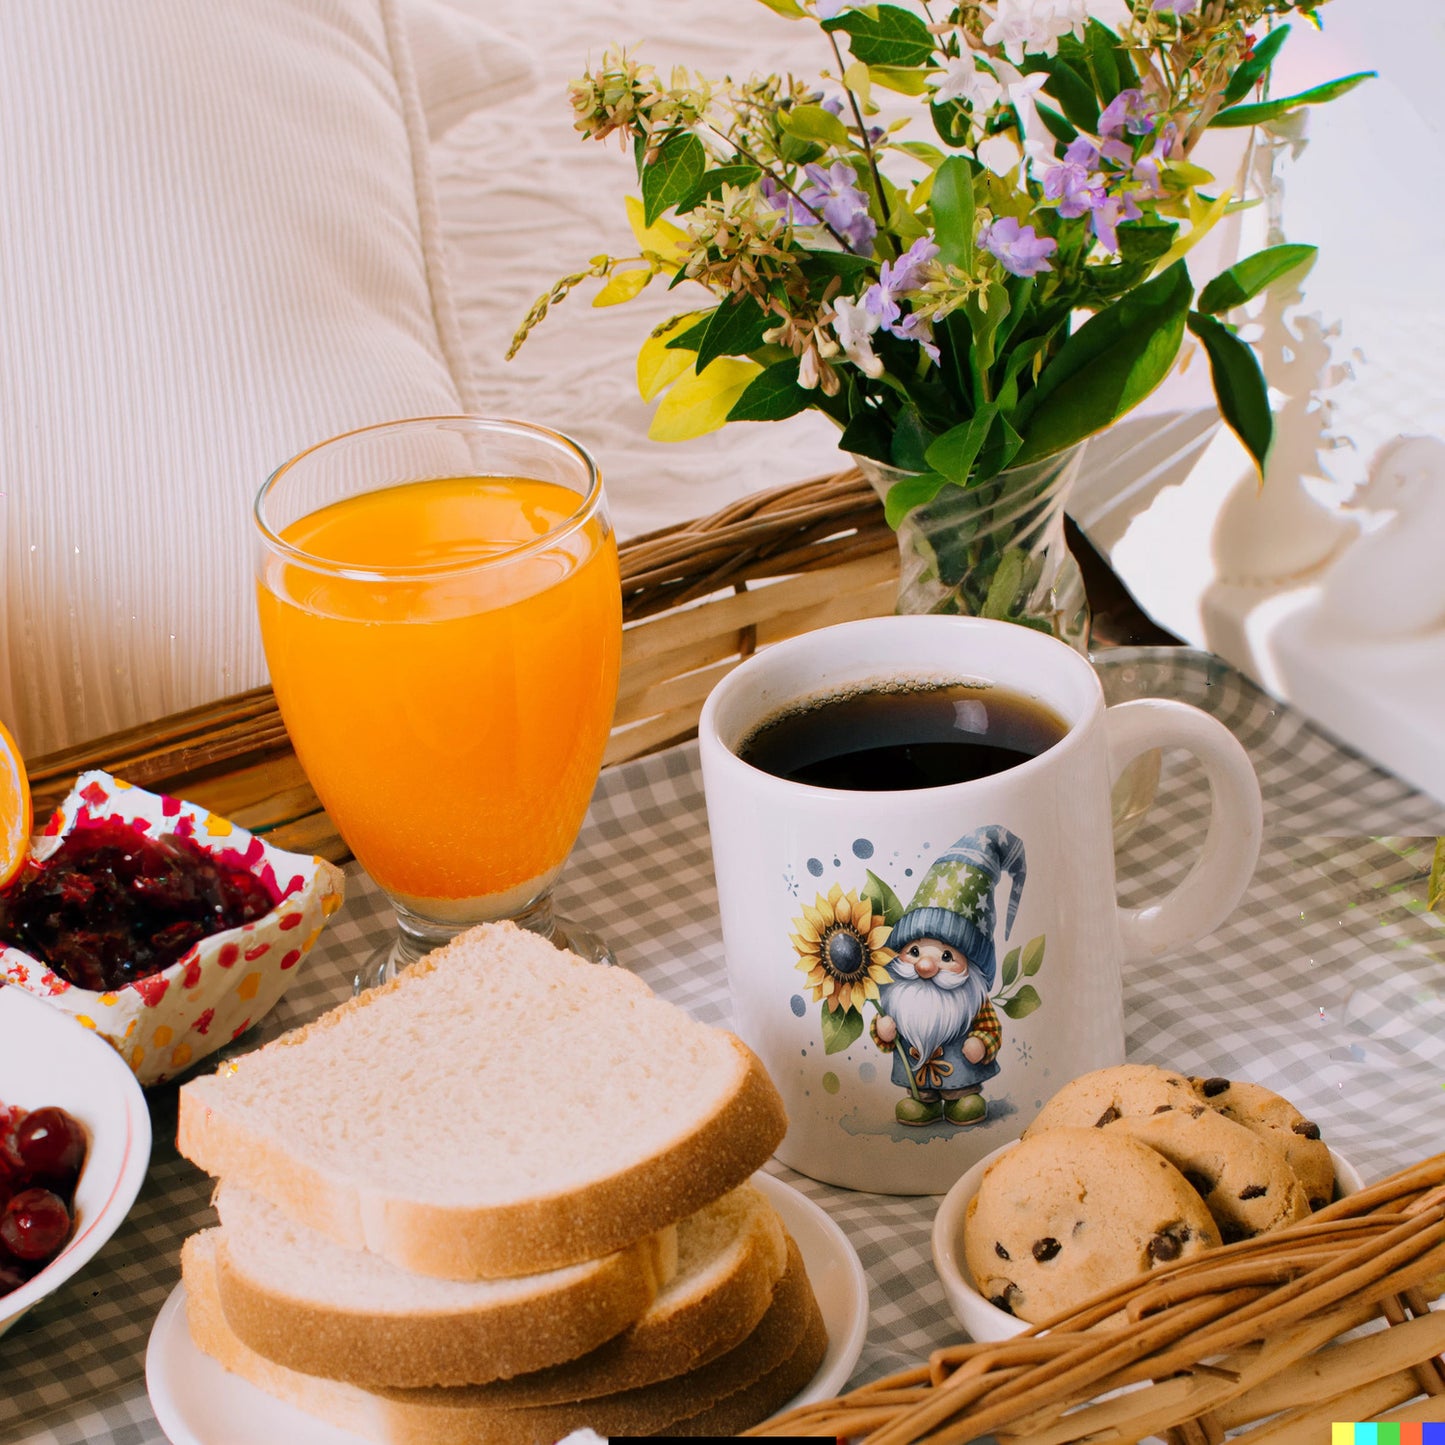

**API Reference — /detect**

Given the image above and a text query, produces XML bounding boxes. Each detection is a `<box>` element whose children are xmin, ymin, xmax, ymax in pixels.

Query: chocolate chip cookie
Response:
<box><xmin>1022</xmin><ymin>1063</ymin><xmax>1204</xmax><ymax>1135</ymax></box>
<box><xmin>1192</xmin><ymin>1076</ymin><xmax>1334</xmax><ymax>1211</ymax></box>
<box><xmin>1113</xmin><ymin>1107</ymin><xmax>1312</xmax><ymax>1242</ymax></box>
<box><xmin>963</xmin><ymin>1127</ymin><xmax>1221</xmax><ymax>1325</ymax></box>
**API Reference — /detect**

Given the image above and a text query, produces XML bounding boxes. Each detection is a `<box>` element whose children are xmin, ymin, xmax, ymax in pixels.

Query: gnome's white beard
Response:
<box><xmin>881</xmin><ymin>968</ymin><xmax>988</xmax><ymax>1068</ymax></box>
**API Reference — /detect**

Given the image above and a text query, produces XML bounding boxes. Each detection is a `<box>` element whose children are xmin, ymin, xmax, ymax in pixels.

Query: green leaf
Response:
<box><xmin>839</xmin><ymin>406</ymin><xmax>894</xmax><ymax>465</ymax></box>
<box><xmin>1197</xmin><ymin>243</ymin><xmax>1317</xmax><ymax>314</ymax></box>
<box><xmin>895</xmin><ymin>139</ymin><xmax>946</xmax><ymax>166</ymax></box>
<box><xmin>665</xmin><ymin>311</ymin><xmax>715</xmax><ymax>351</ymax></box>
<box><xmin>1211</xmin><ymin>72</ymin><xmax>1374</xmax><ymax>128</ymax></box>
<box><xmin>929</xmin><ymin>156</ymin><xmax>975</xmax><ymax>271</ymax></box>
<box><xmin>982</xmin><ymin>548</ymin><xmax>1028</xmax><ymax>620</ymax></box>
<box><xmin>868</xmin><ymin>64</ymin><xmax>933</xmax><ymax>97</ymax></box>
<box><xmin>727</xmin><ymin>357</ymin><xmax>811</xmax><ymax>422</ymax></box>
<box><xmin>862</xmin><ymin>869</ymin><xmax>905</xmax><ymax>928</ymax></box>
<box><xmin>821</xmin><ymin>1004</ymin><xmax>866</xmax><ymax>1055</ymax></box>
<box><xmin>695</xmin><ymin>293</ymin><xmax>770</xmax><ymax>372</ymax></box>
<box><xmin>882</xmin><ymin>469</ymin><xmax>950</xmax><ymax>528</ymax></box>
<box><xmin>754</xmin><ymin>0</ymin><xmax>807</xmax><ymax>15</ymax></box>
<box><xmin>925</xmin><ymin>404</ymin><xmax>997</xmax><ymax>487</ymax></box>
<box><xmin>1013</xmin><ymin>260</ymin><xmax>1192</xmax><ymax>465</ymax></box>
<box><xmin>999</xmin><ymin>947</ymin><xmax>1020</xmax><ymax>989</ymax></box>
<box><xmin>1034</xmin><ymin>100</ymin><xmax>1077</xmax><ymax>148</ymax></box>
<box><xmin>1221</xmin><ymin>24</ymin><xmax>1291</xmax><ymax>107</ymax></box>
<box><xmin>1021</xmin><ymin>935</ymin><xmax>1045</xmax><ymax>976</ymax></box>
<box><xmin>1083</xmin><ymin>21</ymin><xmax>1120</xmax><ymax>102</ymax></box>
<box><xmin>674</xmin><ymin>164</ymin><xmax>762</xmax><ymax>214</ymax></box>
<box><xmin>1000</xmin><ymin>984</ymin><xmax>1042</xmax><ymax>1019</ymax></box>
<box><xmin>1187</xmin><ymin>311</ymin><xmax>1273</xmax><ymax>474</ymax></box>
<box><xmin>641</xmin><ymin>131</ymin><xmax>707</xmax><ymax>226</ymax></box>
<box><xmin>823</xmin><ymin>5</ymin><xmax>936</xmax><ymax>68</ymax></box>
<box><xmin>781</xmin><ymin>103</ymin><xmax>852</xmax><ymax>149</ymax></box>
<box><xmin>1429</xmin><ymin>839</ymin><xmax>1445</xmax><ymax>916</ymax></box>
<box><xmin>1022</xmin><ymin>54</ymin><xmax>1099</xmax><ymax>134</ymax></box>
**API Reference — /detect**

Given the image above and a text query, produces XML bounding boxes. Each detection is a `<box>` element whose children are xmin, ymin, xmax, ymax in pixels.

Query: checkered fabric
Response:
<box><xmin>4</xmin><ymin>648</ymin><xmax>1443</xmax><ymax>1444</ymax></box>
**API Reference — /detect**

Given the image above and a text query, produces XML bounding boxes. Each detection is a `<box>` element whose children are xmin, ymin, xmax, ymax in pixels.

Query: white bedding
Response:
<box><xmin>427</xmin><ymin>0</ymin><xmax>849</xmax><ymax>541</ymax></box>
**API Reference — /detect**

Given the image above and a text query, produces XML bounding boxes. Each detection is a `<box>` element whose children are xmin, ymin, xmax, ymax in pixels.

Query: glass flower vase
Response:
<box><xmin>857</xmin><ymin>441</ymin><xmax>1090</xmax><ymax>653</ymax></box>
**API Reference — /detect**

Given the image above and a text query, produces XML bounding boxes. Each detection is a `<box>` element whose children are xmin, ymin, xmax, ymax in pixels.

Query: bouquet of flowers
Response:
<box><xmin>512</xmin><ymin>0</ymin><xmax>1367</xmax><ymax>627</ymax></box>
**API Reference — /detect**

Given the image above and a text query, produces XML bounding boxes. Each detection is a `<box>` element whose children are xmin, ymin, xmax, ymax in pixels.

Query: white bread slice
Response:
<box><xmin>183</xmin><ymin>1232</ymin><xmax>827</xmax><ymax>1444</ymax></box>
<box><xmin>459</xmin><ymin>1181</ymin><xmax>788</xmax><ymax>1404</ymax></box>
<box><xmin>212</xmin><ymin>1186</ymin><xmax>677</xmax><ymax>1387</ymax></box>
<box><xmin>212</xmin><ymin>1180</ymin><xmax>786</xmax><ymax>1390</ymax></box>
<box><xmin>176</xmin><ymin>923</ymin><xmax>787</xmax><ymax>1280</ymax></box>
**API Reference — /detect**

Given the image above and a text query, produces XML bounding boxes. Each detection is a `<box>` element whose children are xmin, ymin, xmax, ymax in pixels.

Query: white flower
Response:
<box><xmin>981</xmin><ymin>0</ymin><xmax>1088</xmax><ymax>63</ymax></box>
<box><xmin>931</xmin><ymin>55</ymin><xmax>1003</xmax><ymax>111</ymax></box>
<box><xmin>830</xmin><ymin>296</ymin><xmax>884</xmax><ymax>378</ymax></box>
<box><xmin>977</xmin><ymin>133</ymin><xmax>1024</xmax><ymax>176</ymax></box>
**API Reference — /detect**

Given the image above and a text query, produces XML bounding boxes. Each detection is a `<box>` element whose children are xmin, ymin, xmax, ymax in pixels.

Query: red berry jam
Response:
<box><xmin>0</xmin><ymin>1101</ymin><xmax>87</xmax><ymax>1296</ymax></box>
<box><xmin>0</xmin><ymin>818</ymin><xmax>277</xmax><ymax>991</ymax></box>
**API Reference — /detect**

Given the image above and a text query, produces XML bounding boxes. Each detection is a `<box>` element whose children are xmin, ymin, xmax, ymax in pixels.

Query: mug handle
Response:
<box><xmin>1104</xmin><ymin>699</ymin><xmax>1264</xmax><ymax>964</ymax></box>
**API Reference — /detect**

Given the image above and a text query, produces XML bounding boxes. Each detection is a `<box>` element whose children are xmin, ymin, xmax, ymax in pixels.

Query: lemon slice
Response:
<box><xmin>0</xmin><ymin>719</ymin><xmax>32</xmax><ymax>889</ymax></box>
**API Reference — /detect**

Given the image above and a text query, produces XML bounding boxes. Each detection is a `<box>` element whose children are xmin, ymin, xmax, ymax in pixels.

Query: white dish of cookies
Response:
<box><xmin>931</xmin><ymin>1065</ymin><xmax>1364</xmax><ymax>1344</ymax></box>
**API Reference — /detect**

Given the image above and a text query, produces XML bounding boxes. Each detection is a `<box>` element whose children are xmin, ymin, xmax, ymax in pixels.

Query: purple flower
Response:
<box><xmin>821</xmin><ymin>96</ymin><xmax>845</xmax><ymax>117</ymax></box>
<box><xmin>1099</xmin><ymin>88</ymin><xmax>1157</xmax><ymax>139</ymax></box>
<box><xmin>893</xmin><ymin>311</ymin><xmax>940</xmax><ymax>364</ymax></box>
<box><xmin>881</xmin><ymin>237</ymin><xmax>940</xmax><ymax>295</ymax></box>
<box><xmin>1042</xmin><ymin>156</ymin><xmax>1105</xmax><ymax>219</ymax></box>
<box><xmin>1153</xmin><ymin>0</ymin><xmax>1198</xmax><ymax>13</ymax></box>
<box><xmin>1063</xmin><ymin>135</ymin><xmax>1101</xmax><ymax>169</ymax></box>
<box><xmin>1091</xmin><ymin>192</ymin><xmax>1142</xmax><ymax>252</ymax></box>
<box><xmin>759</xmin><ymin>176</ymin><xmax>816</xmax><ymax>227</ymax></box>
<box><xmin>798</xmin><ymin>161</ymin><xmax>877</xmax><ymax>254</ymax></box>
<box><xmin>979</xmin><ymin>216</ymin><xmax>1057</xmax><ymax>277</ymax></box>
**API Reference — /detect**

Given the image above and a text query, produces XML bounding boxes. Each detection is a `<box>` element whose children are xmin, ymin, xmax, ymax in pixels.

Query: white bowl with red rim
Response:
<box><xmin>0</xmin><ymin>982</ymin><xmax>152</xmax><ymax>1335</ymax></box>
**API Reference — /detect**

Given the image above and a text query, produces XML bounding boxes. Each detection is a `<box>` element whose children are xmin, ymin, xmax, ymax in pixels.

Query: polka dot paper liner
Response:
<box><xmin>0</xmin><ymin>770</ymin><xmax>345</xmax><ymax>1085</ymax></box>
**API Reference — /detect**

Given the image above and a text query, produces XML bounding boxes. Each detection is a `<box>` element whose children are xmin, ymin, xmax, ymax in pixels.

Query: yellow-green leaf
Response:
<box><xmin>648</xmin><ymin>358</ymin><xmax>762</xmax><ymax>442</ymax></box>
<box><xmin>592</xmin><ymin>268</ymin><xmax>653</xmax><ymax>307</ymax></box>
<box><xmin>636</xmin><ymin>318</ymin><xmax>702</xmax><ymax>401</ymax></box>
<box><xmin>868</xmin><ymin>64</ymin><xmax>934</xmax><ymax>96</ymax></box>
<box><xmin>754</xmin><ymin>0</ymin><xmax>807</xmax><ymax>16</ymax></box>
<box><xmin>625</xmin><ymin>195</ymin><xmax>688</xmax><ymax>264</ymax></box>
<box><xmin>1155</xmin><ymin>189</ymin><xmax>1234</xmax><ymax>273</ymax></box>
<box><xmin>843</xmin><ymin>61</ymin><xmax>873</xmax><ymax>110</ymax></box>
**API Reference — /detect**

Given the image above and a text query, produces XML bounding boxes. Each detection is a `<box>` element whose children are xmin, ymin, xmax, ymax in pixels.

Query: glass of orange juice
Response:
<box><xmin>254</xmin><ymin>417</ymin><xmax>622</xmax><ymax>989</ymax></box>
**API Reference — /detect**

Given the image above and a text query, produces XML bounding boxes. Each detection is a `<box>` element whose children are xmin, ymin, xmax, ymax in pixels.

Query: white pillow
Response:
<box><xmin>403</xmin><ymin>0</ymin><xmax>537</xmax><ymax>140</ymax></box>
<box><xmin>0</xmin><ymin>0</ymin><xmax>490</xmax><ymax>758</ymax></box>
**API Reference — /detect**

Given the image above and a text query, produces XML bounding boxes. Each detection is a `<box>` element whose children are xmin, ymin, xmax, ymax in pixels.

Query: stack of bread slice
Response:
<box><xmin>175</xmin><ymin>923</ymin><xmax>826</xmax><ymax>1442</ymax></box>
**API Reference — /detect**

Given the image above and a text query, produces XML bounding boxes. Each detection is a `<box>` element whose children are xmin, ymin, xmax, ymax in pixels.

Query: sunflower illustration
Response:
<box><xmin>790</xmin><ymin>883</ymin><xmax>893</xmax><ymax>1014</ymax></box>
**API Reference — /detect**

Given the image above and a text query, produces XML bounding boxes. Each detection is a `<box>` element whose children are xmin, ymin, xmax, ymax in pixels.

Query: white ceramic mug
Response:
<box><xmin>698</xmin><ymin>617</ymin><xmax>1263</xmax><ymax>1194</ymax></box>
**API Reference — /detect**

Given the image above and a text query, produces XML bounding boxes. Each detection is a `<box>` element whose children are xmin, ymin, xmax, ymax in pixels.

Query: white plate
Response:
<box><xmin>146</xmin><ymin>1170</ymin><xmax>869</xmax><ymax>1444</ymax></box>
<box><xmin>0</xmin><ymin>983</ymin><xmax>152</xmax><ymax>1335</ymax></box>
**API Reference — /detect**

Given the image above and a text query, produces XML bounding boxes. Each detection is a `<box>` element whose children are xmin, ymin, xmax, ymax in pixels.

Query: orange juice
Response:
<box><xmin>256</xmin><ymin>477</ymin><xmax>621</xmax><ymax>907</ymax></box>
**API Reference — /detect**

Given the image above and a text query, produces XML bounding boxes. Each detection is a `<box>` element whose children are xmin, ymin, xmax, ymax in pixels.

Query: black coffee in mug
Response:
<box><xmin>737</xmin><ymin>680</ymin><xmax>1068</xmax><ymax>791</ymax></box>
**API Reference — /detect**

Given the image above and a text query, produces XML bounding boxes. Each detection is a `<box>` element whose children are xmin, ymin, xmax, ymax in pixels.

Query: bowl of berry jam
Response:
<box><xmin>0</xmin><ymin>771</ymin><xmax>345</xmax><ymax>1085</ymax></box>
<box><xmin>0</xmin><ymin>981</ymin><xmax>151</xmax><ymax>1335</ymax></box>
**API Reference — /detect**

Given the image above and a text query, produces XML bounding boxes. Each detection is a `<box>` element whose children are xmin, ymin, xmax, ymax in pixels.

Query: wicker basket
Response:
<box><xmin>24</xmin><ymin>466</ymin><xmax>898</xmax><ymax>859</ymax></box>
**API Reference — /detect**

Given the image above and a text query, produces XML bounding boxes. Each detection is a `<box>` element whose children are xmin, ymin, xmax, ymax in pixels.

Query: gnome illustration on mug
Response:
<box><xmin>870</xmin><ymin>825</ymin><xmax>1027</xmax><ymax>1126</ymax></box>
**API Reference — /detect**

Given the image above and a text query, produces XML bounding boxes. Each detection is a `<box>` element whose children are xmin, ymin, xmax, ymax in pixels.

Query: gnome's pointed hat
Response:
<box><xmin>885</xmin><ymin>825</ymin><xmax>1027</xmax><ymax>989</ymax></box>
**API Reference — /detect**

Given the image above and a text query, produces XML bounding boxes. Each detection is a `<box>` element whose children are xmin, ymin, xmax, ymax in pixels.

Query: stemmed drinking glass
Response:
<box><xmin>253</xmin><ymin>417</ymin><xmax>622</xmax><ymax>990</ymax></box>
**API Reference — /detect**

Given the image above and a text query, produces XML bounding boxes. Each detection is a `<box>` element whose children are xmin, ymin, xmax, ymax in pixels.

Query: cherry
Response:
<box><xmin>16</xmin><ymin>1108</ymin><xmax>86</xmax><ymax>1190</ymax></box>
<box><xmin>0</xmin><ymin>1257</ymin><xmax>30</xmax><ymax>1294</ymax></box>
<box><xmin>0</xmin><ymin>1187</ymin><xmax>72</xmax><ymax>1263</ymax></box>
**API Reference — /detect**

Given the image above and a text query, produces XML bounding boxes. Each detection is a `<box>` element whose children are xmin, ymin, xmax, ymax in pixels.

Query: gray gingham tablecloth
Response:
<box><xmin>5</xmin><ymin>647</ymin><xmax>1445</xmax><ymax>1444</ymax></box>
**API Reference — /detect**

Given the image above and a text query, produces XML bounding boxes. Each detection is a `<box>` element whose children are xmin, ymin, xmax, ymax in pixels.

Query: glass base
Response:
<box><xmin>353</xmin><ymin>900</ymin><xmax>615</xmax><ymax>994</ymax></box>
